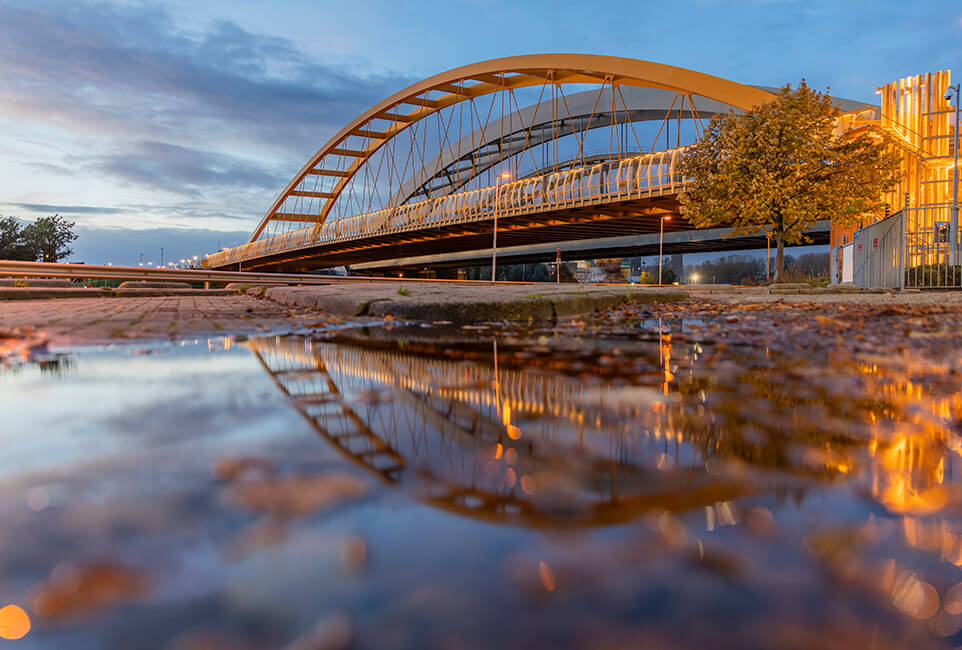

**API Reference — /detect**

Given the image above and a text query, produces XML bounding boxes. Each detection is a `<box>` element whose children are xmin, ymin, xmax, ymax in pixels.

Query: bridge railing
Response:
<box><xmin>207</xmin><ymin>147</ymin><xmax>688</xmax><ymax>268</ymax></box>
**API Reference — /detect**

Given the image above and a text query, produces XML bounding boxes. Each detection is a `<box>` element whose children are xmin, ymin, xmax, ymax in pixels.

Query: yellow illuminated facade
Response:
<box><xmin>833</xmin><ymin>70</ymin><xmax>957</xmax><ymax>262</ymax></box>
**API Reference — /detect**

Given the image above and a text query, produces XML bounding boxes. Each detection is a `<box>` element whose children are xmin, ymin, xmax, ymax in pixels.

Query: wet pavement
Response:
<box><xmin>2</xmin><ymin>298</ymin><xmax>962</xmax><ymax>649</ymax></box>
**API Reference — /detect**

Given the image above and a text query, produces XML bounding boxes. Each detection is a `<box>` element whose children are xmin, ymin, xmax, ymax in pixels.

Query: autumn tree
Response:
<box><xmin>22</xmin><ymin>214</ymin><xmax>78</xmax><ymax>262</ymax></box>
<box><xmin>0</xmin><ymin>216</ymin><xmax>36</xmax><ymax>260</ymax></box>
<box><xmin>678</xmin><ymin>81</ymin><xmax>900</xmax><ymax>281</ymax></box>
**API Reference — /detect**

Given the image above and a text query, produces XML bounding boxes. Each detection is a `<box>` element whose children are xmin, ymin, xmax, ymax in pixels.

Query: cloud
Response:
<box><xmin>0</xmin><ymin>2</ymin><xmax>413</xmax><ymax>154</ymax></box>
<box><xmin>6</xmin><ymin>203</ymin><xmax>128</xmax><ymax>215</ymax></box>
<box><xmin>88</xmin><ymin>141</ymin><xmax>288</xmax><ymax>196</ymax></box>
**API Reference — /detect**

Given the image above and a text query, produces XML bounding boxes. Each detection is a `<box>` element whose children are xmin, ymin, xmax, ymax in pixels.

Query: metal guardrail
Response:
<box><xmin>0</xmin><ymin>261</ymin><xmax>535</xmax><ymax>285</ymax></box>
<box><xmin>207</xmin><ymin>148</ymin><xmax>688</xmax><ymax>269</ymax></box>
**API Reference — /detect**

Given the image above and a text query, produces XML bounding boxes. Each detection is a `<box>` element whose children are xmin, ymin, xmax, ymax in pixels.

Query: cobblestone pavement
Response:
<box><xmin>4</xmin><ymin>288</ymin><xmax>962</xmax><ymax>348</ymax></box>
<box><xmin>0</xmin><ymin>294</ymin><xmax>329</xmax><ymax>347</ymax></box>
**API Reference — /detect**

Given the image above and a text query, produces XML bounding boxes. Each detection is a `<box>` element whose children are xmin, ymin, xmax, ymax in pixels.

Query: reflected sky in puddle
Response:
<box><xmin>1</xmin><ymin>324</ymin><xmax>961</xmax><ymax>649</ymax></box>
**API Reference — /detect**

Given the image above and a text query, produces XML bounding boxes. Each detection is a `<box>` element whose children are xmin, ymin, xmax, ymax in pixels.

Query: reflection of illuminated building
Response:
<box><xmin>847</xmin><ymin>361</ymin><xmax>962</xmax><ymax>516</ymax></box>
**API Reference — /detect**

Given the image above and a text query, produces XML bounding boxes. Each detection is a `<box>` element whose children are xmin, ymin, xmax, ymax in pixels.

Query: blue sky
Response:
<box><xmin>1</xmin><ymin>0</ymin><xmax>960</xmax><ymax>265</ymax></box>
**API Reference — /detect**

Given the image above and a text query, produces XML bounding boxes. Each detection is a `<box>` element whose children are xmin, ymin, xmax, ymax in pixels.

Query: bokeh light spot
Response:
<box><xmin>0</xmin><ymin>604</ymin><xmax>31</xmax><ymax>640</ymax></box>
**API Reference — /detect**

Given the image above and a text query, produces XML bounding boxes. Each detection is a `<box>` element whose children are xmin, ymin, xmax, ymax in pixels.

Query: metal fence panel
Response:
<box><xmin>841</xmin><ymin>243</ymin><xmax>854</xmax><ymax>284</ymax></box>
<box><xmin>852</xmin><ymin>211</ymin><xmax>903</xmax><ymax>289</ymax></box>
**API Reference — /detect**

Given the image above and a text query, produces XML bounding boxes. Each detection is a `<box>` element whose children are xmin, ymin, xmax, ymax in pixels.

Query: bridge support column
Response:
<box><xmin>671</xmin><ymin>254</ymin><xmax>684</xmax><ymax>282</ymax></box>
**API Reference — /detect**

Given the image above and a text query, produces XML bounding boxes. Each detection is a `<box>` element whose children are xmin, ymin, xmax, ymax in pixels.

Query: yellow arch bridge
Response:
<box><xmin>204</xmin><ymin>54</ymin><xmax>878</xmax><ymax>273</ymax></box>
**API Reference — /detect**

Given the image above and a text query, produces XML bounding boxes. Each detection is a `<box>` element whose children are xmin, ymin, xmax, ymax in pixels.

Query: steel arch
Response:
<box><xmin>392</xmin><ymin>85</ymin><xmax>876</xmax><ymax>207</ymax></box>
<box><xmin>250</xmin><ymin>54</ymin><xmax>779</xmax><ymax>242</ymax></box>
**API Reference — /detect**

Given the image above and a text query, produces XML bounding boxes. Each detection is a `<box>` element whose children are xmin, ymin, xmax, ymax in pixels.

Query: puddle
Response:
<box><xmin>2</xmin><ymin>318</ymin><xmax>962</xmax><ymax>649</ymax></box>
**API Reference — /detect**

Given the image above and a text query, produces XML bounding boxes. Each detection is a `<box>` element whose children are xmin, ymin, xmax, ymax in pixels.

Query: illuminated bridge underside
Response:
<box><xmin>352</xmin><ymin>221</ymin><xmax>831</xmax><ymax>273</ymax></box>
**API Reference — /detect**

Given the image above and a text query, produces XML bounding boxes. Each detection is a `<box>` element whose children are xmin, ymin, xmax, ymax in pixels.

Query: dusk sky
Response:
<box><xmin>1</xmin><ymin>0</ymin><xmax>960</xmax><ymax>265</ymax></box>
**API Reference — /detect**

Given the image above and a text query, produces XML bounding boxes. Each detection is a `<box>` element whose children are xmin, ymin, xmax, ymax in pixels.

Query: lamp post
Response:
<box><xmin>658</xmin><ymin>215</ymin><xmax>671</xmax><ymax>284</ymax></box>
<box><xmin>948</xmin><ymin>83</ymin><xmax>961</xmax><ymax>266</ymax></box>
<box><xmin>491</xmin><ymin>170</ymin><xmax>511</xmax><ymax>282</ymax></box>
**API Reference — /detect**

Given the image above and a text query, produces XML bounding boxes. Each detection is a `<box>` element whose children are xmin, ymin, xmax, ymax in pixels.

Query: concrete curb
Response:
<box><xmin>117</xmin><ymin>281</ymin><xmax>192</xmax><ymax>289</ymax></box>
<box><xmin>256</xmin><ymin>286</ymin><xmax>686</xmax><ymax>322</ymax></box>
<box><xmin>0</xmin><ymin>288</ymin><xmax>234</xmax><ymax>300</ymax></box>
<box><xmin>0</xmin><ymin>278</ymin><xmax>74</xmax><ymax>288</ymax></box>
<box><xmin>0</xmin><ymin>288</ymin><xmax>116</xmax><ymax>300</ymax></box>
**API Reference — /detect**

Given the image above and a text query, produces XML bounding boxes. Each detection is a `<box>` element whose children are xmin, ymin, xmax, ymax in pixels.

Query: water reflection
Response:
<box><xmin>250</xmin><ymin>334</ymin><xmax>748</xmax><ymax>528</ymax></box>
<box><xmin>249</xmin><ymin>331</ymin><xmax>961</xmax><ymax>524</ymax></box>
<box><xmin>248</xmin><ymin>327</ymin><xmax>962</xmax><ymax>642</ymax></box>
<box><xmin>3</xmin><ymin>321</ymin><xmax>962</xmax><ymax>648</ymax></box>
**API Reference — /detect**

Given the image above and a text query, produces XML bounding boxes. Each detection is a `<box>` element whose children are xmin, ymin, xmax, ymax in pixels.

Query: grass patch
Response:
<box><xmin>397</xmin><ymin>287</ymin><xmax>409</xmax><ymax>296</ymax></box>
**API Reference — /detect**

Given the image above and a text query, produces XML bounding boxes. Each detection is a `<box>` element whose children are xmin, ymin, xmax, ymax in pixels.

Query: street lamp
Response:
<box><xmin>491</xmin><ymin>170</ymin><xmax>511</xmax><ymax>282</ymax></box>
<box><xmin>658</xmin><ymin>215</ymin><xmax>672</xmax><ymax>284</ymax></box>
<box><xmin>946</xmin><ymin>83</ymin><xmax>960</xmax><ymax>266</ymax></box>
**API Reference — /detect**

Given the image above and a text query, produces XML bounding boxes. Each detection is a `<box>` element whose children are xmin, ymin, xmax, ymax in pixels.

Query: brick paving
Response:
<box><xmin>0</xmin><ymin>294</ymin><xmax>328</xmax><ymax>347</ymax></box>
<box><xmin>3</xmin><ymin>287</ymin><xmax>962</xmax><ymax>348</ymax></box>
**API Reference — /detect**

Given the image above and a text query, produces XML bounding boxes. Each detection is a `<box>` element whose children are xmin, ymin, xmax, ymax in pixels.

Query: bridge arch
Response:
<box><xmin>250</xmin><ymin>54</ymin><xmax>779</xmax><ymax>242</ymax></box>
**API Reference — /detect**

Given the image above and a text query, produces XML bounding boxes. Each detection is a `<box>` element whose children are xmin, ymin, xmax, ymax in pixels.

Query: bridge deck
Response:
<box><xmin>208</xmin><ymin>150</ymin><xmax>690</xmax><ymax>271</ymax></box>
<box><xmin>206</xmin><ymin>147</ymin><xmax>828</xmax><ymax>273</ymax></box>
<box><xmin>223</xmin><ymin>196</ymin><xmax>687</xmax><ymax>272</ymax></box>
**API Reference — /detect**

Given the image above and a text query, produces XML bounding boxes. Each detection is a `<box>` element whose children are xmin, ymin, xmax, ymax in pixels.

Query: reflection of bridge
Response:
<box><xmin>246</xmin><ymin>329</ymin><xmax>960</xmax><ymax>531</ymax></box>
<box><xmin>248</xmin><ymin>334</ymin><xmax>754</xmax><ymax>527</ymax></box>
<box><xmin>206</xmin><ymin>55</ymin><xmax>871</xmax><ymax>273</ymax></box>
